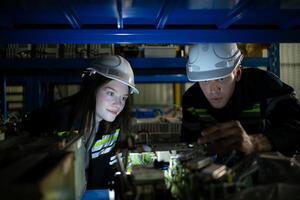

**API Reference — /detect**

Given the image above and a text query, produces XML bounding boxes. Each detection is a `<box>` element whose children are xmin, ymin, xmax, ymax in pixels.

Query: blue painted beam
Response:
<box><xmin>0</xmin><ymin>59</ymin><xmax>91</xmax><ymax>69</ymax></box>
<box><xmin>1</xmin><ymin>29</ymin><xmax>300</xmax><ymax>43</ymax></box>
<box><xmin>242</xmin><ymin>57</ymin><xmax>269</xmax><ymax>67</ymax></box>
<box><xmin>0</xmin><ymin>58</ymin><xmax>269</xmax><ymax>70</ymax></box>
<box><xmin>281</xmin><ymin>15</ymin><xmax>300</xmax><ymax>29</ymax></box>
<box><xmin>0</xmin><ymin>16</ymin><xmax>13</xmax><ymax>29</ymax></box>
<box><xmin>129</xmin><ymin>58</ymin><xmax>186</xmax><ymax>68</ymax></box>
<box><xmin>135</xmin><ymin>75</ymin><xmax>188</xmax><ymax>83</ymax></box>
<box><xmin>155</xmin><ymin>0</ymin><xmax>179</xmax><ymax>29</ymax></box>
<box><xmin>60</xmin><ymin>0</ymin><xmax>81</xmax><ymax>29</ymax></box>
<box><xmin>5</xmin><ymin>75</ymin><xmax>81</xmax><ymax>84</ymax></box>
<box><xmin>4</xmin><ymin>74</ymin><xmax>189</xmax><ymax>83</ymax></box>
<box><xmin>218</xmin><ymin>0</ymin><xmax>252</xmax><ymax>29</ymax></box>
<box><xmin>0</xmin><ymin>58</ymin><xmax>184</xmax><ymax>69</ymax></box>
<box><xmin>1</xmin><ymin>57</ymin><xmax>270</xmax><ymax>85</ymax></box>
<box><xmin>115</xmin><ymin>0</ymin><xmax>123</xmax><ymax>29</ymax></box>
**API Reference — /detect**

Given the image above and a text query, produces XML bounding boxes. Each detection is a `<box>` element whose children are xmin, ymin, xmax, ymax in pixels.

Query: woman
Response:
<box><xmin>22</xmin><ymin>55</ymin><xmax>139</xmax><ymax>188</ymax></box>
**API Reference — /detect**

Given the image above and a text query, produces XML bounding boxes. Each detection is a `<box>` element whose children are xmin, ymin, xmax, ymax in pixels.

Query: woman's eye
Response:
<box><xmin>106</xmin><ymin>91</ymin><xmax>114</xmax><ymax>96</ymax></box>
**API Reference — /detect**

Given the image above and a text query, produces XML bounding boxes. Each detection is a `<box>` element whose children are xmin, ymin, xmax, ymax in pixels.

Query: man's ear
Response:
<box><xmin>235</xmin><ymin>65</ymin><xmax>242</xmax><ymax>81</ymax></box>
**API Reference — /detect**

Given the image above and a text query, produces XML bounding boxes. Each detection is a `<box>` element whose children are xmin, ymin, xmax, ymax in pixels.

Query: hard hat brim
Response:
<box><xmin>186</xmin><ymin>65</ymin><xmax>236</xmax><ymax>82</ymax></box>
<box><xmin>86</xmin><ymin>56</ymin><xmax>139</xmax><ymax>95</ymax></box>
<box><xmin>100</xmin><ymin>73</ymin><xmax>139</xmax><ymax>94</ymax></box>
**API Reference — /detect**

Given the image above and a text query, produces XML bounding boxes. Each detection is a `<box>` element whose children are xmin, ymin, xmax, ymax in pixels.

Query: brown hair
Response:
<box><xmin>70</xmin><ymin>73</ymin><xmax>130</xmax><ymax>143</ymax></box>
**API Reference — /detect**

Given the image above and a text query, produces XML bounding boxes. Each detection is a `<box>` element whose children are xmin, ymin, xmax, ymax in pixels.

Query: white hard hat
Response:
<box><xmin>86</xmin><ymin>55</ymin><xmax>139</xmax><ymax>94</ymax></box>
<box><xmin>186</xmin><ymin>43</ymin><xmax>243</xmax><ymax>81</ymax></box>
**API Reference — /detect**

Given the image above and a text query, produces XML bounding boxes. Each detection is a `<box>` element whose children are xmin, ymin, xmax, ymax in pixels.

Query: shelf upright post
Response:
<box><xmin>25</xmin><ymin>77</ymin><xmax>44</xmax><ymax>113</ymax></box>
<box><xmin>0</xmin><ymin>76</ymin><xmax>7</xmax><ymax>121</ymax></box>
<box><xmin>268</xmin><ymin>43</ymin><xmax>280</xmax><ymax>77</ymax></box>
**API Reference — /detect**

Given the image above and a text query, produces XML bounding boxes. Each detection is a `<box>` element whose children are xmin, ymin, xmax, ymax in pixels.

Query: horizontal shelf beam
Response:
<box><xmin>1</xmin><ymin>29</ymin><xmax>300</xmax><ymax>44</ymax></box>
<box><xmin>0</xmin><ymin>57</ymin><xmax>270</xmax><ymax>83</ymax></box>
<box><xmin>4</xmin><ymin>74</ymin><xmax>188</xmax><ymax>83</ymax></box>
<box><xmin>0</xmin><ymin>57</ymin><xmax>269</xmax><ymax>69</ymax></box>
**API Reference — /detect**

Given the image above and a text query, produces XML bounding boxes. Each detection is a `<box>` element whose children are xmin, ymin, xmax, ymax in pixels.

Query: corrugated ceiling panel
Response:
<box><xmin>134</xmin><ymin>84</ymin><xmax>174</xmax><ymax>107</ymax></box>
<box><xmin>280</xmin><ymin>43</ymin><xmax>300</xmax><ymax>98</ymax></box>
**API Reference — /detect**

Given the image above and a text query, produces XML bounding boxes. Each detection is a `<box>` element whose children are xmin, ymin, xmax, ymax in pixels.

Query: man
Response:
<box><xmin>181</xmin><ymin>43</ymin><xmax>300</xmax><ymax>156</ymax></box>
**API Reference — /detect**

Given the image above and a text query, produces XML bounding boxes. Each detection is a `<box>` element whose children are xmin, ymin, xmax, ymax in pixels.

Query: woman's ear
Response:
<box><xmin>235</xmin><ymin>65</ymin><xmax>242</xmax><ymax>81</ymax></box>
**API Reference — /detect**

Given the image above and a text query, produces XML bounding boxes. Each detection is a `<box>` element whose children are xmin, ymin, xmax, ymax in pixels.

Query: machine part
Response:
<box><xmin>291</xmin><ymin>154</ymin><xmax>300</xmax><ymax>168</ymax></box>
<box><xmin>115</xmin><ymin>152</ymin><xmax>131</xmax><ymax>190</ymax></box>
<box><xmin>201</xmin><ymin>163</ymin><xmax>227</xmax><ymax>179</ymax></box>
<box><xmin>65</xmin><ymin>136</ymin><xmax>87</xmax><ymax>200</ymax></box>
<box><xmin>178</xmin><ymin>144</ymin><xmax>207</xmax><ymax>162</ymax></box>
<box><xmin>0</xmin><ymin>152</ymin><xmax>75</xmax><ymax>200</ymax></box>
<box><xmin>257</xmin><ymin>152</ymin><xmax>300</xmax><ymax>185</ymax></box>
<box><xmin>156</xmin><ymin>151</ymin><xmax>172</xmax><ymax>162</ymax></box>
<box><xmin>0</xmin><ymin>132</ymin><xmax>85</xmax><ymax>200</ymax></box>
<box><xmin>229</xmin><ymin>183</ymin><xmax>300</xmax><ymax>200</ymax></box>
<box><xmin>132</xmin><ymin>166</ymin><xmax>164</xmax><ymax>184</ymax></box>
<box><xmin>127</xmin><ymin>152</ymin><xmax>156</xmax><ymax>168</ymax></box>
<box><xmin>185</xmin><ymin>156</ymin><xmax>212</xmax><ymax>170</ymax></box>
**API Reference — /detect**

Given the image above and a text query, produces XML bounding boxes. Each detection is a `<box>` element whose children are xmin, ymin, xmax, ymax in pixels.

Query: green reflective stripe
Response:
<box><xmin>55</xmin><ymin>130</ymin><xmax>79</xmax><ymax>137</ymax></box>
<box><xmin>242</xmin><ymin>104</ymin><xmax>260</xmax><ymax>113</ymax></box>
<box><xmin>242</xmin><ymin>108</ymin><xmax>260</xmax><ymax>113</ymax></box>
<box><xmin>199</xmin><ymin>114</ymin><xmax>212</xmax><ymax>117</ymax></box>
<box><xmin>57</xmin><ymin>131</ymin><xmax>68</xmax><ymax>137</ymax></box>
<box><xmin>187</xmin><ymin>107</ymin><xmax>208</xmax><ymax>113</ymax></box>
<box><xmin>93</xmin><ymin>135</ymin><xmax>119</xmax><ymax>148</ymax></box>
<box><xmin>93</xmin><ymin>129</ymin><xmax>120</xmax><ymax>148</ymax></box>
<box><xmin>201</xmin><ymin>116</ymin><xmax>216</xmax><ymax>122</ymax></box>
<box><xmin>199</xmin><ymin>114</ymin><xmax>215</xmax><ymax>121</ymax></box>
<box><xmin>187</xmin><ymin>107</ymin><xmax>216</xmax><ymax>121</ymax></box>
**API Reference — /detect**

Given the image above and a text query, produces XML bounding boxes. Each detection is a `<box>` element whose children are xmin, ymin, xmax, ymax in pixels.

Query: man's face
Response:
<box><xmin>199</xmin><ymin>67</ymin><xmax>241</xmax><ymax>109</ymax></box>
<box><xmin>95</xmin><ymin>80</ymin><xmax>129</xmax><ymax>122</ymax></box>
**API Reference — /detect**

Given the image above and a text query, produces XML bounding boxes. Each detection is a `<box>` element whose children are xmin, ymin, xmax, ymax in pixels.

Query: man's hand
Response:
<box><xmin>198</xmin><ymin>120</ymin><xmax>255</xmax><ymax>155</ymax></box>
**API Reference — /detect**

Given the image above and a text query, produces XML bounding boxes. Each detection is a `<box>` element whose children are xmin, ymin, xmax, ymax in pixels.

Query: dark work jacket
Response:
<box><xmin>181</xmin><ymin>68</ymin><xmax>300</xmax><ymax>156</ymax></box>
<box><xmin>22</xmin><ymin>96</ymin><xmax>120</xmax><ymax>189</ymax></box>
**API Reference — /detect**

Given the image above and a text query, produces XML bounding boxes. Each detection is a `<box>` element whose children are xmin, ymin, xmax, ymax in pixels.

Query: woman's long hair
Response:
<box><xmin>70</xmin><ymin>73</ymin><xmax>130</xmax><ymax>143</ymax></box>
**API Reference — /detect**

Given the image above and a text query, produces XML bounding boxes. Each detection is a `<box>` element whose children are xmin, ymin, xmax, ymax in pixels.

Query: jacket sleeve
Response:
<box><xmin>264</xmin><ymin>94</ymin><xmax>300</xmax><ymax>156</ymax></box>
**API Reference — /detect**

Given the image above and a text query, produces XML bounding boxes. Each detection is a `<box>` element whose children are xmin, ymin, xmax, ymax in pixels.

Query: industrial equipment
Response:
<box><xmin>0</xmin><ymin>132</ymin><xmax>86</xmax><ymax>200</ymax></box>
<box><xmin>114</xmin><ymin>143</ymin><xmax>300</xmax><ymax>200</ymax></box>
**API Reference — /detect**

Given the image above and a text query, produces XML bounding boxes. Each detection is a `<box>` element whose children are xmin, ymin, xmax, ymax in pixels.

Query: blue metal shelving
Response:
<box><xmin>0</xmin><ymin>0</ymin><xmax>299</xmax><ymax>43</ymax></box>
<box><xmin>0</xmin><ymin>57</ymin><xmax>274</xmax><ymax>114</ymax></box>
<box><xmin>1</xmin><ymin>29</ymin><xmax>300</xmax><ymax>44</ymax></box>
<box><xmin>0</xmin><ymin>0</ymin><xmax>299</xmax><ymax>117</ymax></box>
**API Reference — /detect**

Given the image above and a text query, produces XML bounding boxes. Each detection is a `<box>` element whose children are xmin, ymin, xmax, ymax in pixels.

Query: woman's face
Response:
<box><xmin>95</xmin><ymin>80</ymin><xmax>129</xmax><ymax>122</ymax></box>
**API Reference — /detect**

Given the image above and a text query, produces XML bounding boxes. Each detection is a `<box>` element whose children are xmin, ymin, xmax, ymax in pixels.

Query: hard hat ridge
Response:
<box><xmin>186</xmin><ymin>43</ymin><xmax>243</xmax><ymax>82</ymax></box>
<box><xmin>85</xmin><ymin>55</ymin><xmax>139</xmax><ymax>94</ymax></box>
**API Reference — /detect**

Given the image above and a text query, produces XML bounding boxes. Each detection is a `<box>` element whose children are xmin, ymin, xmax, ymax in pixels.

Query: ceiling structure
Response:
<box><xmin>0</xmin><ymin>0</ymin><xmax>300</xmax><ymax>43</ymax></box>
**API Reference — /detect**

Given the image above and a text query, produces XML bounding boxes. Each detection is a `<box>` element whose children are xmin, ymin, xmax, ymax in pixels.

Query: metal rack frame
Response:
<box><xmin>0</xmin><ymin>0</ymin><xmax>297</xmax><ymax>118</ymax></box>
